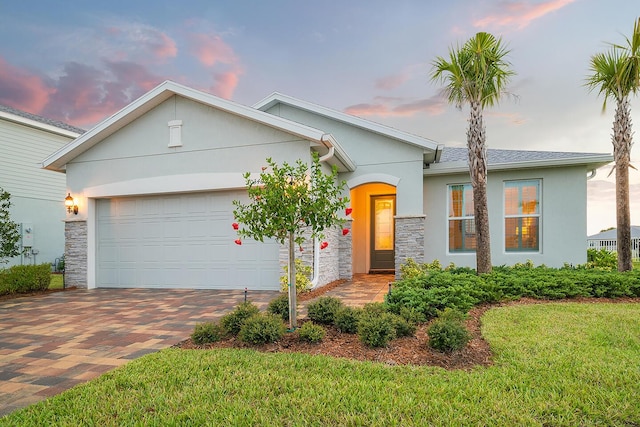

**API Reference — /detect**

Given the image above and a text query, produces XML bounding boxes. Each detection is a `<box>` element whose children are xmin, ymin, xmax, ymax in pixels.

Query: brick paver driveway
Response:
<box><xmin>0</xmin><ymin>288</ymin><xmax>278</xmax><ymax>417</ymax></box>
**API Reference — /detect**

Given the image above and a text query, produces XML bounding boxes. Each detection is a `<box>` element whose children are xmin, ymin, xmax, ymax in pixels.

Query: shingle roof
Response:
<box><xmin>588</xmin><ymin>226</ymin><xmax>640</xmax><ymax>239</ymax></box>
<box><xmin>440</xmin><ymin>146</ymin><xmax>609</xmax><ymax>164</ymax></box>
<box><xmin>0</xmin><ymin>104</ymin><xmax>85</xmax><ymax>135</ymax></box>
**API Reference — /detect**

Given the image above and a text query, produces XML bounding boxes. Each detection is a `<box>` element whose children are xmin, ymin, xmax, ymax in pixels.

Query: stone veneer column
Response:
<box><xmin>338</xmin><ymin>219</ymin><xmax>353</xmax><ymax>280</ymax></box>
<box><xmin>64</xmin><ymin>220</ymin><xmax>87</xmax><ymax>288</ymax></box>
<box><xmin>394</xmin><ymin>215</ymin><xmax>426</xmax><ymax>281</ymax></box>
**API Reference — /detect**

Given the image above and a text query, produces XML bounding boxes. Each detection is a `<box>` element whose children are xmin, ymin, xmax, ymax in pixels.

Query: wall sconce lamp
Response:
<box><xmin>65</xmin><ymin>193</ymin><xmax>78</xmax><ymax>215</ymax></box>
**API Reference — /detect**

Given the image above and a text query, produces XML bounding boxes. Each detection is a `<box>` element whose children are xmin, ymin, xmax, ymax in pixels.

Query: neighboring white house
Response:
<box><xmin>587</xmin><ymin>226</ymin><xmax>640</xmax><ymax>261</ymax></box>
<box><xmin>42</xmin><ymin>81</ymin><xmax>613</xmax><ymax>290</ymax></box>
<box><xmin>0</xmin><ymin>104</ymin><xmax>84</xmax><ymax>267</ymax></box>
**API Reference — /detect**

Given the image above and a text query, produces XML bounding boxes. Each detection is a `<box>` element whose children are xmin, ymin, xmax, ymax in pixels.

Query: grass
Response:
<box><xmin>49</xmin><ymin>274</ymin><xmax>63</xmax><ymax>290</ymax></box>
<box><xmin>2</xmin><ymin>302</ymin><xmax>639</xmax><ymax>426</ymax></box>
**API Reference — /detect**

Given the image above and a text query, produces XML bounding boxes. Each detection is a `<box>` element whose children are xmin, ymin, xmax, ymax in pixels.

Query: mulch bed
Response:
<box><xmin>177</xmin><ymin>295</ymin><xmax>640</xmax><ymax>370</ymax></box>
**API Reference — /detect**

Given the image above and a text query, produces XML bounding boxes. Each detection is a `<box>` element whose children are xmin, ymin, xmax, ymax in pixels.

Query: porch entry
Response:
<box><xmin>369</xmin><ymin>195</ymin><xmax>395</xmax><ymax>272</ymax></box>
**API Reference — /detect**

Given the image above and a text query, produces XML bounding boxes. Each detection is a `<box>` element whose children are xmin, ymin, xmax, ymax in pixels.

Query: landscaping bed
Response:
<box><xmin>177</xmin><ymin>296</ymin><xmax>640</xmax><ymax>369</ymax></box>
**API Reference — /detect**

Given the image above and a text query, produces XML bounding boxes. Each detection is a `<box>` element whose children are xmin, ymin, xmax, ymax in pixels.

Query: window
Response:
<box><xmin>448</xmin><ymin>184</ymin><xmax>476</xmax><ymax>252</ymax></box>
<box><xmin>504</xmin><ymin>180</ymin><xmax>540</xmax><ymax>252</ymax></box>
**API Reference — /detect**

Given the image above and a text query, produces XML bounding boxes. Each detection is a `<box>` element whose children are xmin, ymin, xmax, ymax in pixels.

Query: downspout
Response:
<box><xmin>309</xmin><ymin>134</ymin><xmax>336</xmax><ymax>288</ymax></box>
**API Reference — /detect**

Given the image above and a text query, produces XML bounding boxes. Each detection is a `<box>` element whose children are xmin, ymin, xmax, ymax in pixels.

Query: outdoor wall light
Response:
<box><xmin>65</xmin><ymin>193</ymin><xmax>78</xmax><ymax>215</ymax></box>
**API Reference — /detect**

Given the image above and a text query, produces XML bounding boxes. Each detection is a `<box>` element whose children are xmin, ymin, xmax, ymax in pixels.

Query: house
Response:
<box><xmin>0</xmin><ymin>104</ymin><xmax>84</xmax><ymax>267</ymax></box>
<box><xmin>42</xmin><ymin>81</ymin><xmax>612</xmax><ymax>290</ymax></box>
<box><xmin>588</xmin><ymin>226</ymin><xmax>640</xmax><ymax>260</ymax></box>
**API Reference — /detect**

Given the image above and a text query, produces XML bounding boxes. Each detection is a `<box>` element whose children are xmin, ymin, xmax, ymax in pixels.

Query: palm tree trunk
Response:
<box><xmin>467</xmin><ymin>100</ymin><xmax>492</xmax><ymax>274</ymax></box>
<box><xmin>613</xmin><ymin>96</ymin><xmax>633</xmax><ymax>272</ymax></box>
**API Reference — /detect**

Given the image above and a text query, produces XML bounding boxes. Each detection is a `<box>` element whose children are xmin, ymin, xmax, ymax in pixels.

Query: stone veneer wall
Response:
<box><xmin>338</xmin><ymin>219</ymin><xmax>353</xmax><ymax>280</ymax></box>
<box><xmin>64</xmin><ymin>220</ymin><xmax>87</xmax><ymax>288</ymax></box>
<box><xmin>278</xmin><ymin>222</ymin><xmax>352</xmax><ymax>289</ymax></box>
<box><xmin>394</xmin><ymin>215</ymin><xmax>426</xmax><ymax>280</ymax></box>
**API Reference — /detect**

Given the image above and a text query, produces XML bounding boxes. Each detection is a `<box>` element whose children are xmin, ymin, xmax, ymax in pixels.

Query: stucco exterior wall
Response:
<box><xmin>423</xmin><ymin>166</ymin><xmax>589</xmax><ymax>268</ymax></box>
<box><xmin>263</xmin><ymin>104</ymin><xmax>425</xmax><ymax>216</ymax></box>
<box><xmin>66</xmin><ymin>96</ymin><xmax>312</xmax><ymax>198</ymax></box>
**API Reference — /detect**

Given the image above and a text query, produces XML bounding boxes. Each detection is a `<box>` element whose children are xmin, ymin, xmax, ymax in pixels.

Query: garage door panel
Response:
<box><xmin>97</xmin><ymin>192</ymin><xmax>279</xmax><ymax>290</ymax></box>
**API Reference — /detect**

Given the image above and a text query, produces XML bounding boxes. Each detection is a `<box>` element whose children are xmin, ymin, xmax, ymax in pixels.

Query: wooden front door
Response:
<box><xmin>370</xmin><ymin>195</ymin><xmax>395</xmax><ymax>272</ymax></box>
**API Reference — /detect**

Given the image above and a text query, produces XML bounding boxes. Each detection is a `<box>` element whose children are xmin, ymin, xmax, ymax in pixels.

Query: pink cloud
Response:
<box><xmin>210</xmin><ymin>71</ymin><xmax>240</xmax><ymax>99</ymax></box>
<box><xmin>344</xmin><ymin>95</ymin><xmax>446</xmax><ymax>117</ymax></box>
<box><xmin>189</xmin><ymin>33</ymin><xmax>237</xmax><ymax>67</ymax></box>
<box><xmin>0</xmin><ymin>57</ymin><xmax>53</xmax><ymax>114</ymax></box>
<box><xmin>376</xmin><ymin>72</ymin><xmax>410</xmax><ymax>90</ymax></box>
<box><xmin>474</xmin><ymin>0</ymin><xmax>576</xmax><ymax>30</ymax></box>
<box><xmin>105</xmin><ymin>24</ymin><xmax>178</xmax><ymax>63</ymax></box>
<box><xmin>40</xmin><ymin>60</ymin><xmax>164</xmax><ymax>127</ymax></box>
<box><xmin>485</xmin><ymin>111</ymin><xmax>527</xmax><ymax>125</ymax></box>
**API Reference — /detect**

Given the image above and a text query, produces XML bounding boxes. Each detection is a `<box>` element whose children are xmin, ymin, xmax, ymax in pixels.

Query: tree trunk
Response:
<box><xmin>288</xmin><ymin>231</ymin><xmax>298</xmax><ymax>328</ymax></box>
<box><xmin>467</xmin><ymin>100</ymin><xmax>492</xmax><ymax>274</ymax></box>
<box><xmin>613</xmin><ymin>97</ymin><xmax>633</xmax><ymax>272</ymax></box>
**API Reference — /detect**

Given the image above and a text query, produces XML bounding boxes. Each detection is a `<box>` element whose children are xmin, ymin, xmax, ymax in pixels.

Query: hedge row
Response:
<box><xmin>385</xmin><ymin>264</ymin><xmax>640</xmax><ymax>320</ymax></box>
<box><xmin>0</xmin><ymin>264</ymin><xmax>51</xmax><ymax>296</ymax></box>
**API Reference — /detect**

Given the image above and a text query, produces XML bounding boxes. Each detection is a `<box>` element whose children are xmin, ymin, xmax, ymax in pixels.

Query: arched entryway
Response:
<box><xmin>349</xmin><ymin>182</ymin><xmax>397</xmax><ymax>274</ymax></box>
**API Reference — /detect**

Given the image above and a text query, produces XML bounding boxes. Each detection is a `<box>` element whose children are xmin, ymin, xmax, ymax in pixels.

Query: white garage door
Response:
<box><xmin>96</xmin><ymin>191</ymin><xmax>280</xmax><ymax>290</ymax></box>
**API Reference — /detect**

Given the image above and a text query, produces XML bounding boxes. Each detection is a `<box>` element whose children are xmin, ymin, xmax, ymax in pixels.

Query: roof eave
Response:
<box><xmin>423</xmin><ymin>155</ymin><xmax>614</xmax><ymax>176</ymax></box>
<box><xmin>1</xmin><ymin>110</ymin><xmax>82</xmax><ymax>139</ymax></box>
<box><xmin>254</xmin><ymin>92</ymin><xmax>440</xmax><ymax>151</ymax></box>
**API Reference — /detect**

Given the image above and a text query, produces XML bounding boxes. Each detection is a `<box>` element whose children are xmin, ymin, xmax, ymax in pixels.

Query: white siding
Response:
<box><xmin>0</xmin><ymin>119</ymin><xmax>69</xmax><ymax>201</ymax></box>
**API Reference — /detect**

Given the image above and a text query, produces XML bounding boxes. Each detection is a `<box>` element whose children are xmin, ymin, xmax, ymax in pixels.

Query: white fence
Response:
<box><xmin>587</xmin><ymin>238</ymin><xmax>640</xmax><ymax>261</ymax></box>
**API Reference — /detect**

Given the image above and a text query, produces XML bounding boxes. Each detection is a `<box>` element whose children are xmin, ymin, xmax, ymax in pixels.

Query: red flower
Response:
<box><xmin>261</xmin><ymin>166</ymin><xmax>267</xmax><ymax>171</ymax></box>
<box><xmin>345</xmin><ymin>208</ymin><xmax>353</xmax><ymax>216</ymax></box>
<box><xmin>299</xmin><ymin>246</ymin><xmax>304</xmax><ymax>252</ymax></box>
<box><xmin>232</xmin><ymin>222</ymin><xmax>239</xmax><ymax>230</ymax></box>
<box><xmin>234</xmin><ymin>239</ymin><xmax>242</xmax><ymax>245</ymax></box>
<box><xmin>342</xmin><ymin>228</ymin><xmax>349</xmax><ymax>236</ymax></box>
<box><xmin>320</xmin><ymin>241</ymin><xmax>329</xmax><ymax>250</ymax></box>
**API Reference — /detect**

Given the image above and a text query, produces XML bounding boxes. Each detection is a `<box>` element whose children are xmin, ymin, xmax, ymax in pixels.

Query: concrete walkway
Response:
<box><xmin>0</xmin><ymin>274</ymin><xmax>393</xmax><ymax>417</ymax></box>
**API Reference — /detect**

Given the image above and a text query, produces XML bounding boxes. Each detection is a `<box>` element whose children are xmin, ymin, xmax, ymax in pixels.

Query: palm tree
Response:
<box><xmin>431</xmin><ymin>32</ymin><xmax>515</xmax><ymax>274</ymax></box>
<box><xmin>586</xmin><ymin>18</ymin><xmax>640</xmax><ymax>272</ymax></box>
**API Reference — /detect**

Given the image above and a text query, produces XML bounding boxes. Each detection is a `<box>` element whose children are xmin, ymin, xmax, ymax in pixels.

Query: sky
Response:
<box><xmin>0</xmin><ymin>0</ymin><xmax>638</xmax><ymax>235</ymax></box>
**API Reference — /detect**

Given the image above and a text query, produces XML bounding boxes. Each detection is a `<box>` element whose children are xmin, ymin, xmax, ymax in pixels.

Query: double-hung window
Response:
<box><xmin>504</xmin><ymin>180</ymin><xmax>540</xmax><ymax>252</ymax></box>
<box><xmin>448</xmin><ymin>183</ymin><xmax>476</xmax><ymax>252</ymax></box>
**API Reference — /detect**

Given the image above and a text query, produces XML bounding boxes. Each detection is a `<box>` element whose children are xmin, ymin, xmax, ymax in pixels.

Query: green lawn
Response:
<box><xmin>2</xmin><ymin>302</ymin><xmax>639</xmax><ymax>426</ymax></box>
<box><xmin>49</xmin><ymin>274</ymin><xmax>63</xmax><ymax>290</ymax></box>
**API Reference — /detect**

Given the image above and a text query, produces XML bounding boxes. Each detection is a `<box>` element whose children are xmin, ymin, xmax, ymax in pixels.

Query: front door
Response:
<box><xmin>370</xmin><ymin>195</ymin><xmax>395</xmax><ymax>272</ymax></box>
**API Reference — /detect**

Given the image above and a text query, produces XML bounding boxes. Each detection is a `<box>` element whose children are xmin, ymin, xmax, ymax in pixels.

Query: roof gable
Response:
<box><xmin>42</xmin><ymin>81</ymin><xmax>355</xmax><ymax>172</ymax></box>
<box><xmin>253</xmin><ymin>92</ymin><xmax>442</xmax><ymax>155</ymax></box>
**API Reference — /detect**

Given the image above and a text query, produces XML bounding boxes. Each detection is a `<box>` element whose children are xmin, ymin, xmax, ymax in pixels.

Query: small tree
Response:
<box><xmin>232</xmin><ymin>154</ymin><xmax>349</xmax><ymax>328</ymax></box>
<box><xmin>0</xmin><ymin>188</ymin><xmax>20</xmax><ymax>264</ymax></box>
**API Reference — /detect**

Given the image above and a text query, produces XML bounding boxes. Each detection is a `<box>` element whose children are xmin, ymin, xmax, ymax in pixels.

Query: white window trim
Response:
<box><xmin>503</xmin><ymin>179</ymin><xmax>542</xmax><ymax>254</ymax></box>
<box><xmin>446</xmin><ymin>182</ymin><xmax>475</xmax><ymax>254</ymax></box>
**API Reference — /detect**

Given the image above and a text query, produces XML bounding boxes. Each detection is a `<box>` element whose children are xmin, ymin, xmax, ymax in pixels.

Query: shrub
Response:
<box><xmin>357</xmin><ymin>312</ymin><xmax>396</xmax><ymax>348</ymax></box>
<box><xmin>238</xmin><ymin>313</ymin><xmax>286</xmax><ymax>345</ymax></box>
<box><xmin>436</xmin><ymin>307</ymin><xmax>468</xmax><ymax>323</ymax></box>
<box><xmin>306</xmin><ymin>296</ymin><xmax>344</xmax><ymax>325</ymax></box>
<box><xmin>191</xmin><ymin>322</ymin><xmax>224</xmax><ymax>344</ymax></box>
<box><xmin>334</xmin><ymin>306</ymin><xmax>362</xmax><ymax>334</ymax></box>
<box><xmin>267</xmin><ymin>294</ymin><xmax>290</xmax><ymax>321</ymax></box>
<box><xmin>0</xmin><ymin>264</ymin><xmax>51</xmax><ymax>296</ymax></box>
<box><xmin>362</xmin><ymin>302</ymin><xmax>387</xmax><ymax>315</ymax></box>
<box><xmin>427</xmin><ymin>310</ymin><xmax>470</xmax><ymax>353</ymax></box>
<box><xmin>586</xmin><ymin>248</ymin><xmax>617</xmax><ymax>270</ymax></box>
<box><xmin>297</xmin><ymin>321</ymin><xmax>325</xmax><ymax>343</ymax></box>
<box><xmin>280</xmin><ymin>258</ymin><xmax>312</xmax><ymax>294</ymax></box>
<box><xmin>220</xmin><ymin>302</ymin><xmax>260</xmax><ymax>335</ymax></box>
<box><xmin>399</xmin><ymin>306</ymin><xmax>427</xmax><ymax>324</ymax></box>
<box><xmin>391</xmin><ymin>314</ymin><xmax>416</xmax><ymax>338</ymax></box>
